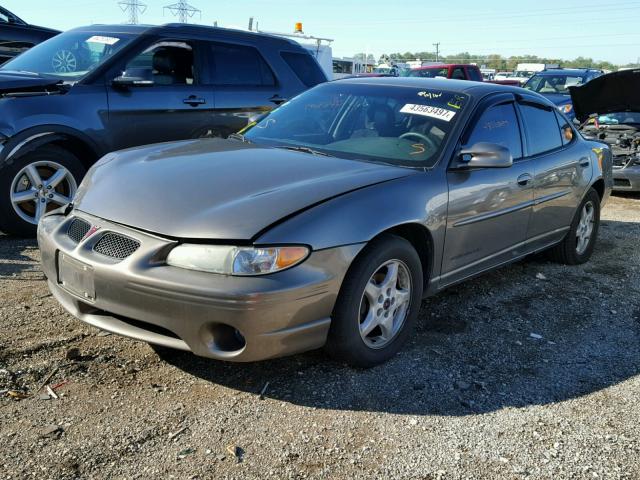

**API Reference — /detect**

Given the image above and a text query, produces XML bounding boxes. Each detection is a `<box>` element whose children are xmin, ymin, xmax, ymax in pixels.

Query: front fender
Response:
<box><xmin>255</xmin><ymin>171</ymin><xmax>449</xmax><ymax>255</ymax></box>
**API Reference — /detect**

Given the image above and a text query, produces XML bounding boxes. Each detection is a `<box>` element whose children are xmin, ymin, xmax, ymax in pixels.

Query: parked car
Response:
<box><xmin>0</xmin><ymin>23</ymin><xmax>327</xmax><ymax>236</ymax></box>
<box><xmin>38</xmin><ymin>78</ymin><xmax>612</xmax><ymax>367</ymax></box>
<box><xmin>0</xmin><ymin>6</ymin><xmax>59</xmax><ymax>64</ymax></box>
<box><xmin>523</xmin><ymin>68</ymin><xmax>603</xmax><ymax>120</ymax></box>
<box><xmin>571</xmin><ymin>69</ymin><xmax>640</xmax><ymax>192</ymax></box>
<box><xmin>494</xmin><ymin>71</ymin><xmax>514</xmax><ymax>81</ymax></box>
<box><xmin>406</xmin><ymin>64</ymin><xmax>484</xmax><ymax>82</ymax></box>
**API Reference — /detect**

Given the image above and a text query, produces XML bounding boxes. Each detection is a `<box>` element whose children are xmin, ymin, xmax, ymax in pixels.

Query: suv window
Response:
<box><xmin>451</xmin><ymin>68</ymin><xmax>466</xmax><ymax>80</ymax></box>
<box><xmin>281</xmin><ymin>51</ymin><xmax>325</xmax><ymax>87</ymax></box>
<box><xmin>467</xmin><ymin>67</ymin><xmax>483</xmax><ymax>82</ymax></box>
<box><xmin>466</xmin><ymin>102</ymin><xmax>523</xmax><ymax>159</ymax></box>
<box><xmin>519</xmin><ymin>103</ymin><xmax>563</xmax><ymax>155</ymax></box>
<box><xmin>210</xmin><ymin>42</ymin><xmax>275</xmax><ymax>86</ymax></box>
<box><xmin>126</xmin><ymin>41</ymin><xmax>195</xmax><ymax>85</ymax></box>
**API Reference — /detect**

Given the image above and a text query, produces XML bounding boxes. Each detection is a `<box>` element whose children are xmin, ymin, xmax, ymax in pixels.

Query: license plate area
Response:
<box><xmin>58</xmin><ymin>252</ymin><xmax>95</xmax><ymax>301</ymax></box>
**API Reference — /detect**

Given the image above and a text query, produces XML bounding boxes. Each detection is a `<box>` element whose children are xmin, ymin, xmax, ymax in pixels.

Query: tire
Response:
<box><xmin>547</xmin><ymin>187</ymin><xmax>601</xmax><ymax>265</ymax></box>
<box><xmin>0</xmin><ymin>146</ymin><xmax>85</xmax><ymax>237</ymax></box>
<box><xmin>325</xmin><ymin>234</ymin><xmax>424</xmax><ymax>368</ymax></box>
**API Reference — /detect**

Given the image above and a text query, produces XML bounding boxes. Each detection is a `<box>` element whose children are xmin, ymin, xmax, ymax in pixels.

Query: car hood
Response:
<box><xmin>74</xmin><ymin>138</ymin><xmax>414</xmax><ymax>240</ymax></box>
<box><xmin>0</xmin><ymin>71</ymin><xmax>63</xmax><ymax>94</ymax></box>
<box><xmin>570</xmin><ymin>69</ymin><xmax>640</xmax><ymax>122</ymax></box>
<box><xmin>541</xmin><ymin>93</ymin><xmax>571</xmax><ymax>106</ymax></box>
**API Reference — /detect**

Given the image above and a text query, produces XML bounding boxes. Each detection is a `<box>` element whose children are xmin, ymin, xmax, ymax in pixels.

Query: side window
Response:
<box><xmin>467</xmin><ymin>67</ymin><xmax>483</xmax><ymax>82</ymax></box>
<box><xmin>281</xmin><ymin>51</ymin><xmax>326</xmax><ymax>87</ymax></box>
<box><xmin>466</xmin><ymin>103</ymin><xmax>523</xmax><ymax>159</ymax></box>
<box><xmin>555</xmin><ymin>110</ymin><xmax>574</xmax><ymax>146</ymax></box>
<box><xmin>125</xmin><ymin>41</ymin><xmax>195</xmax><ymax>85</ymax></box>
<box><xmin>210</xmin><ymin>42</ymin><xmax>275</xmax><ymax>86</ymax></box>
<box><xmin>519</xmin><ymin>103</ymin><xmax>563</xmax><ymax>155</ymax></box>
<box><xmin>451</xmin><ymin>67</ymin><xmax>466</xmax><ymax>80</ymax></box>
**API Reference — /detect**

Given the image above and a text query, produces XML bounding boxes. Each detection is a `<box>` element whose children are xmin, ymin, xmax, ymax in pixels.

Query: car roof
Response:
<box><xmin>69</xmin><ymin>23</ymin><xmax>303</xmax><ymax>48</ymax></box>
<box><xmin>414</xmin><ymin>64</ymin><xmax>474</xmax><ymax>69</ymax></box>
<box><xmin>536</xmin><ymin>68</ymin><xmax>600</xmax><ymax>75</ymax></box>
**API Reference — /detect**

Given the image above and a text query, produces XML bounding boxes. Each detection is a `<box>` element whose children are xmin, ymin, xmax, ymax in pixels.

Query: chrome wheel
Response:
<box><xmin>358</xmin><ymin>259</ymin><xmax>412</xmax><ymax>349</ymax></box>
<box><xmin>576</xmin><ymin>201</ymin><xmax>595</xmax><ymax>255</ymax></box>
<box><xmin>10</xmin><ymin>161</ymin><xmax>77</xmax><ymax>225</ymax></box>
<box><xmin>52</xmin><ymin>49</ymin><xmax>77</xmax><ymax>73</ymax></box>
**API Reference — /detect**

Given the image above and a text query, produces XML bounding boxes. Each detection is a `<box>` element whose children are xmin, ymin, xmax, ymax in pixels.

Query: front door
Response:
<box><xmin>442</xmin><ymin>99</ymin><xmax>534</xmax><ymax>287</ymax></box>
<box><xmin>106</xmin><ymin>39</ymin><xmax>215</xmax><ymax>150</ymax></box>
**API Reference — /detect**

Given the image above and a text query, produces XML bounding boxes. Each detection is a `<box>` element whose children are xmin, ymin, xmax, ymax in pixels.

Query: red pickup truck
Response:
<box><xmin>406</xmin><ymin>64</ymin><xmax>521</xmax><ymax>86</ymax></box>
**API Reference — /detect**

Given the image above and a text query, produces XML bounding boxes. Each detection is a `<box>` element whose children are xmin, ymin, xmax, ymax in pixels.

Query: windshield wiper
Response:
<box><xmin>227</xmin><ymin>132</ymin><xmax>253</xmax><ymax>143</ymax></box>
<box><xmin>276</xmin><ymin>145</ymin><xmax>334</xmax><ymax>157</ymax></box>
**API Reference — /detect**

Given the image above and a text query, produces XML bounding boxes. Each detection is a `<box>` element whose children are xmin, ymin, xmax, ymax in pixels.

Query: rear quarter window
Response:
<box><xmin>280</xmin><ymin>51</ymin><xmax>326</xmax><ymax>87</ymax></box>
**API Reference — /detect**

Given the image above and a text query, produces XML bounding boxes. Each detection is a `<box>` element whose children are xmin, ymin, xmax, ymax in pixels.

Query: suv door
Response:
<box><xmin>517</xmin><ymin>100</ymin><xmax>592</xmax><ymax>249</ymax></box>
<box><xmin>442</xmin><ymin>95</ymin><xmax>534</xmax><ymax>286</ymax></box>
<box><xmin>205</xmin><ymin>41</ymin><xmax>283</xmax><ymax>137</ymax></box>
<box><xmin>106</xmin><ymin>39</ymin><xmax>215</xmax><ymax>150</ymax></box>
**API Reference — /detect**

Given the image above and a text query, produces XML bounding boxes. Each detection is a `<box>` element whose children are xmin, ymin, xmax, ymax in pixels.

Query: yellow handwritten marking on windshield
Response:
<box><xmin>410</xmin><ymin>144</ymin><xmax>426</xmax><ymax>155</ymax></box>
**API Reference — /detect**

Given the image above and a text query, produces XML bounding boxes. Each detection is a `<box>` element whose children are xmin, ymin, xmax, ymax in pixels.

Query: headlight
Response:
<box><xmin>559</xmin><ymin>104</ymin><xmax>573</xmax><ymax>114</ymax></box>
<box><xmin>166</xmin><ymin>244</ymin><xmax>310</xmax><ymax>275</ymax></box>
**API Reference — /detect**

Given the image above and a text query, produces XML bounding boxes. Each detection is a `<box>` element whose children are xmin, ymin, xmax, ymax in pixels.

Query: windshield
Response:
<box><xmin>0</xmin><ymin>31</ymin><xmax>135</xmax><ymax>81</ymax></box>
<box><xmin>514</xmin><ymin>70</ymin><xmax>534</xmax><ymax>77</ymax></box>
<box><xmin>597</xmin><ymin>112</ymin><xmax>640</xmax><ymax>125</ymax></box>
<box><xmin>407</xmin><ymin>68</ymin><xmax>448</xmax><ymax>78</ymax></box>
<box><xmin>524</xmin><ymin>74</ymin><xmax>586</xmax><ymax>95</ymax></box>
<box><xmin>243</xmin><ymin>83</ymin><xmax>469</xmax><ymax>168</ymax></box>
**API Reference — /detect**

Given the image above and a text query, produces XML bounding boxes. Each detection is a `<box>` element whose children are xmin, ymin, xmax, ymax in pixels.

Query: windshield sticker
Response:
<box><xmin>87</xmin><ymin>36</ymin><xmax>120</xmax><ymax>45</ymax></box>
<box><xmin>418</xmin><ymin>91</ymin><xmax>443</xmax><ymax>99</ymax></box>
<box><xmin>410</xmin><ymin>143</ymin><xmax>426</xmax><ymax>155</ymax></box>
<box><xmin>447</xmin><ymin>95</ymin><xmax>466</xmax><ymax>110</ymax></box>
<box><xmin>400</xmin><ymin>104</ymin><xmax>456</xmax><ymax>122</ymax></box>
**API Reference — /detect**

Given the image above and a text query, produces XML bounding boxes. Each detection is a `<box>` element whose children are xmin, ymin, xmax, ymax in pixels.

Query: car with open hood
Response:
<box><xmin>37</xmin><ymin>78</ymin><xmax>612</xmax><ymax>367</ymax></box>
<box><xmin>0</xmin><ymin>23</ymin><xmax>326</xmax><ymax>236</ymax></box>
<box><xmin>570</xmin><ymin>69</ymin><xmax>640</xmax><ymax>192</ymax></box>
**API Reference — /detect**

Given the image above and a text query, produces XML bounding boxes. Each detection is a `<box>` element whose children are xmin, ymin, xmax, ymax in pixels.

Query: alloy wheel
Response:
<box><xmin>10</xmin><ymin>161</ymin><xmax>77</xmax><ymax>225</ymax></box>
<box><xmin>358</xmin><ymin>259</ymin><xmax>412</xmax><ymax>349</ymax></box>
<box><xmin>576</xmin><ymin>201</ymin><xmax>595</xmax><ymax>255</ymax></box>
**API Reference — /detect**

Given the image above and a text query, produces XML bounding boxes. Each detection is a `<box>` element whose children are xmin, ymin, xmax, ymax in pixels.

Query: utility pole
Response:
<box><xmin>118</xmin><ymin>0</ymin><xmax>147</xmax><ymax>24</ymax></box>
<box><xmin>433</xmin><ymin>42</ymin><xmax>440</xmax><ymax>62</ymax></box>
<box><xmin>164</xmin><ymin>1</ymin><xmax>201</xmax><ymax>23</ymax></box>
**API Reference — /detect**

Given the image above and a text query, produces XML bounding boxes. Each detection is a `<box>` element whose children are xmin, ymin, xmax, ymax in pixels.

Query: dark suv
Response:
<box><xmin>0</xmin><ymin>23</ymin><xmax>327</xmax><ymax>235</ymax></box>
<box><xmin>0</xmin><ymin>6</ymin><xmax>59</xmax><ymax>64</ymax></box>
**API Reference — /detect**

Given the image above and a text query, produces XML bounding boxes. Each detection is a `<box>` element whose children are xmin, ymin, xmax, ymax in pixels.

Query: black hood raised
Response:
<box><xmin>570</xmin><ymin>69</ymin><xmax>640</xmax><ymax>122</ymax></box>
<box><xmin>0</xmin><ymin>71</ymin><xmax>63</xmax><ymax>95</ymax></box>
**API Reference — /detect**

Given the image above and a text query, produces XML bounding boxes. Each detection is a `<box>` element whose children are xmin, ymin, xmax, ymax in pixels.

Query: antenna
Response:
<box><xmin>118</xmin><ymin>0</ymin><xmax>147</xmax><ymax>24</ymax></box>
<box><xmin>164</xmin><ymin>1</ymin><xmax>201</xmax><ymax>23</ymax></box>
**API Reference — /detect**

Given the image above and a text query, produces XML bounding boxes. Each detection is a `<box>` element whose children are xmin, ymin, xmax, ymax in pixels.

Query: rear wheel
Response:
<box><xmin>0</xmin><ymin>146</ymin><xmax>85</xmax><ymax>236</ymax></box>
<box><xmin>548</xmin><ymin>188</ymin><xmax>601</xmax><ymax>265</ymax></box>
<box><xmin>325</xmin><ymin>234</ymin><xmax>423</xmax><ymax>367</ymax></box>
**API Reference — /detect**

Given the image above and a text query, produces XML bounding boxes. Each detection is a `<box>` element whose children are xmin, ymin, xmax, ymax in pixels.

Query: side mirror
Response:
<box><xmin>112</xmin><ymin>68</ymin><xmax>154</xmax><ymax>88</ymax></box>
<box><xmin>457</xmin><ymin>142</ymin><xmax>513</xmax><ymax>168</ymax></box>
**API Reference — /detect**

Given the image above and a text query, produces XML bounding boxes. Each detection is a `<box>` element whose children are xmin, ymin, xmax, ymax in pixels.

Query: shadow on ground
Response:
<box><xmin>0</xmin><ymin>235</ymin><xmax>43</xmax><ymax>280</ymax></box>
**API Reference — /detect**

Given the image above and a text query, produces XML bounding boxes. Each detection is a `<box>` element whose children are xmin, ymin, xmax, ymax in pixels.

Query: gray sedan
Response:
<box><xmin>37</xmin><ymin>78</ymin><xmax>613</xmax><ymax>367</ymax></box>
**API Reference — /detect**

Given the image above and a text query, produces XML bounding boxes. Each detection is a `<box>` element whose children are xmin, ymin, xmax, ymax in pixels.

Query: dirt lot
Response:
<box><xmin>1</xmin><ymin>194</ymin><xmax>639</xmax><ymax>479</ymax></box>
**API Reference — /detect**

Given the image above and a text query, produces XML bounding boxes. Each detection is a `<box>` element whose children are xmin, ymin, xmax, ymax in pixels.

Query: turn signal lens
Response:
<box><xmin>560</xmin><ymin>104</ymin><xmax>573</xmax><ymax>114</ymax></box>
<box><xmin>275</xmin><ymin>247</ymin><xmax>309</xmax><ymax>269</ymax></box>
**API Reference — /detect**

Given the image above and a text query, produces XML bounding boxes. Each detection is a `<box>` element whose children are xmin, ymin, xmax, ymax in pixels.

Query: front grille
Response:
<box><xmin>93</xmin><ymin>232</ymin><xmax>140</xmax><ymax>259</ymax></box>
<box><xmin>67</xmin><ymin>218</ymin><xmax>91</xmax><ymax>243</ymax></box>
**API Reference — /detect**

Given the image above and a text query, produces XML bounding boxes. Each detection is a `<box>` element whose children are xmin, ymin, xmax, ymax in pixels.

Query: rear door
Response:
<box><xmin>204</xmin><ymin>41</ymin><xmax>284</xmax><ymax>137</ymax></box>
<box><xmin>442</xmin><ymin>95</ymin><xmax>534</xmax><ymax>286</ymax></box>
<box><xmin>106</xmin><ymin>38</ymin><xmax>215</xmax><ymax>150</ymax></box>
<box><xmin>518</xmin><ymin>99</ymin><xmax>592</xmax><ymax>248</ymax></box>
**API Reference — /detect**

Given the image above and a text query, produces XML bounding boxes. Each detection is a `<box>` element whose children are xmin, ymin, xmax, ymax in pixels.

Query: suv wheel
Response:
<box><xmin>0</xmin><ymin>146</ymin><xmax>85</xmax><ymax>236</ymax></box>
<box><xmin>325</xmin><ymin>234</ymin><xmax>424</xmax><ymax>367</ymax></box>
<box><xmin>548</xmin><ymin>187</ymin><xmax>601</xmax><ymax>265</ymax></box>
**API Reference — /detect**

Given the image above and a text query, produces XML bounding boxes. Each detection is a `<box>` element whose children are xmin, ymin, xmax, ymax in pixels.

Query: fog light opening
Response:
<box><xmin>205</xmin><ymin>323</ymin><xmax>246</xmax><ymax>353</ymax></box>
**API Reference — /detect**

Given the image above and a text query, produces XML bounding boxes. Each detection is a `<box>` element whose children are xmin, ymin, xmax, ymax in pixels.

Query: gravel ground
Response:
<box><xmin>1</xmin><ymin>194</ymin><xmax>639</xmax><ymax>479</ymax></box>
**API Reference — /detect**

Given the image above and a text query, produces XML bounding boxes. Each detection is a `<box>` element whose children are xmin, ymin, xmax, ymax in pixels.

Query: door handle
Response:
<box><xmin>517</xmin><ymin>173</ymin><xmax>533</xmax><ymax>186</ymax></box>
<box><xmin>579</xmin><ymin>157</ymin><xmax>590</xmax><ymax>167</ymax></box>
<box><xmin>269</xmin><ymin>94</ymin><xmax>288</xmax><ymax>105</ymax></box>
<box><xmin>183</xmin><ymin>95</ymin><xmax>206</xmax><ymax>107</ymax></box>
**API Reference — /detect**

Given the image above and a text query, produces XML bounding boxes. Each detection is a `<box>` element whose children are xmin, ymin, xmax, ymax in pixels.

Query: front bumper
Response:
<box><xmin>37</xmin><ymin>211</ymin><xmax>363</xmax><ymax>362</ymax></box>
<box><xmin>613</xmin><ymin>164</ymin><xmax>640</xmax><ymax>192</ymax></box>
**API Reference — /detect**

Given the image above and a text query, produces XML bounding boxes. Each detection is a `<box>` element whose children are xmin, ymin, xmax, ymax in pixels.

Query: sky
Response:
<box><xmin>4</xmin><ymin>0</ymin><xmax>640</xmax><ymax>65</ymax></box>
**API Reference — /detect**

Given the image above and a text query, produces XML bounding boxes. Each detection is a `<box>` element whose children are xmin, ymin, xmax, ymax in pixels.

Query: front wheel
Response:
<box><xmin>548</xmin><ymin>188</ymin><xmax>601</xmax><ymax>265</ymax></box>
<box><xmin>0</xmin><ymin>146</ymin><xmax>85</xmax><ymax>236</ymax></box>
<box><xmin>325</xmin><ymin>234</ymin><xmax>424</xmax><ymax>367</ymax></box>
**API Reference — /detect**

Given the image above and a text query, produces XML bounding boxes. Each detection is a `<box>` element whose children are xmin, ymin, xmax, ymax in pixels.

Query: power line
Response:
<box><xmin>118</xmin><ymin>0</ymin><xmax>146</xmax><ymax>24</ymax></box>
<box><xmin>164</xmin><ymin>1</ymin><xmax>201</xmax><ymax>23</ymax></box>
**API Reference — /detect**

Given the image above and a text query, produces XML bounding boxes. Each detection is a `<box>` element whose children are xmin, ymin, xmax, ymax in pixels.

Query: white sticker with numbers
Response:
<box><xmin>400</xmin><ymin>104</ymin><xmax>456</xmax><ymax>122</ymax></box>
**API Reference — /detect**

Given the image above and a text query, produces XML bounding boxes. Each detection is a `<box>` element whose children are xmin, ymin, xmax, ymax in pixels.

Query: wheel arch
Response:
<box><xmin>591</xmin><ymin>178</ymin><xmax>605</xmax><ymax>201</ymax></box>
